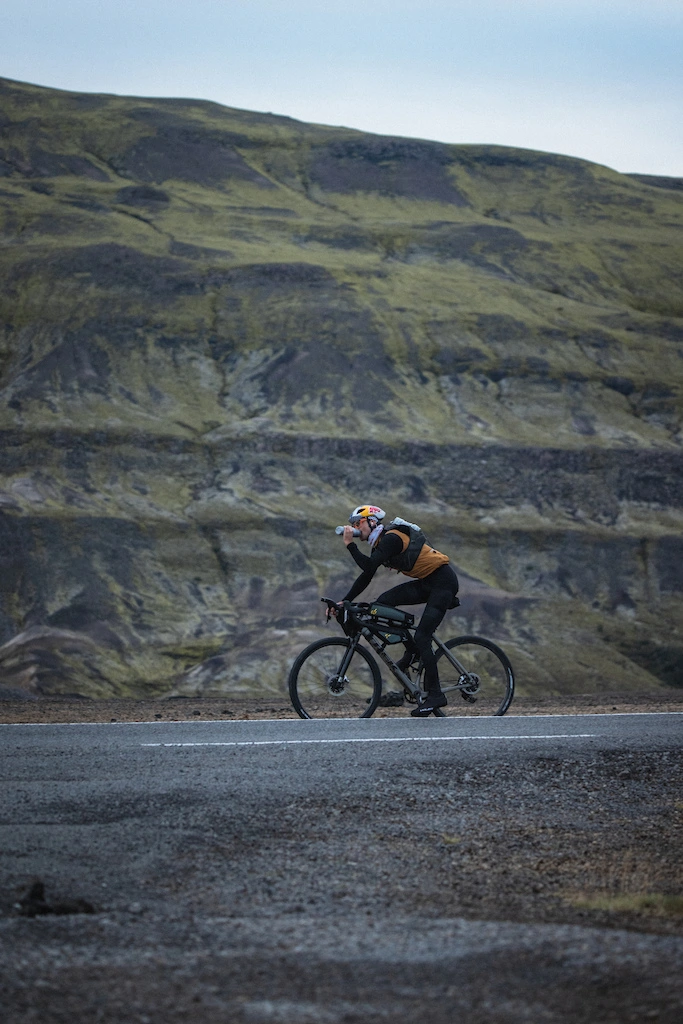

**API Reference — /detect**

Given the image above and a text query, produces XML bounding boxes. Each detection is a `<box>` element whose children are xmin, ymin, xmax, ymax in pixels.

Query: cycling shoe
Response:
<box><xmin>410</xmin><ymin>692</ymin><xmax>447</xmax><ymax>716</ymax></box>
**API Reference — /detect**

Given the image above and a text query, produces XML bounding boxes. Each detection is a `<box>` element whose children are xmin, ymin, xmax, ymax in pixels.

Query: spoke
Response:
<box><xmin>435</xmin><ymin>639</ymin><xmax>513</xmax><ymax>716</ymax></box>
<box><xmin>290</xmin><ymin>640</ymin><xmax>381</xmax><ymax>719</ymax></box>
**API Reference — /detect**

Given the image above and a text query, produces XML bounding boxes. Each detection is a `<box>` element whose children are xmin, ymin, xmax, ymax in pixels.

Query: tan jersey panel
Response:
<box><xmin>385</xmin><ymin>529</ymin><xmax>449</xmax><ymax>579</ymax></box>
<box><xmin>406</xmin><ymin>545</ymin><xmax>449</xmax><ymax>579</ymax></box>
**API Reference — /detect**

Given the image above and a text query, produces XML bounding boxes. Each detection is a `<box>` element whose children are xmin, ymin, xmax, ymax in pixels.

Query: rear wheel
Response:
<box><xmin>432</xmin><ymin>636</ymin><xmax>514</xmax><ymax>716</ymax></box>
<box><xmin>289</xmin><ymin>637</ymin><xmax>382</xmax><ymax>719</ymax></box>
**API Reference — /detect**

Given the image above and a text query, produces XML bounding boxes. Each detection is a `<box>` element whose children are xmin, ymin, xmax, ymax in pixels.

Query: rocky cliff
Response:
<box><xmin>1</xmin><ymin>76</ymin><xmax>681</xmax><ymax>698</ymax></box>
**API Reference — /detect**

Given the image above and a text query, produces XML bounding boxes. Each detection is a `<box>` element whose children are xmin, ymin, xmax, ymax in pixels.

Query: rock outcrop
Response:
<box><xmin>0</xmin><ymin>76</ymin><xmax>681</xmax><ymax>697</ymax></box>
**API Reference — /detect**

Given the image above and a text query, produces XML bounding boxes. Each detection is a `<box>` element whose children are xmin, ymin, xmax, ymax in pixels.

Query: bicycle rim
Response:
<box><xmin>289</xmin><ymin>638</ymin><xmax>382</xmax><ymax>719</ymax></box>
<box><xmin>433</xmin><ymin>636</ymin><xmax>514</xmax><ymax>716</ymax></box>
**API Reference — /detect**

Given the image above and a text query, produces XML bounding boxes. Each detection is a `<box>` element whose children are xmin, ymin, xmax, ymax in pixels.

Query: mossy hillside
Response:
<box><xmin>2</xmin><ymin>429</ymin><xmax>681</xmax><ymax>697</ymax></box>
<box><xmin>0</xmin><ymin>76</ymin><xmax>681</xmax><ymax>696</ymax></box>
<box><xmin>2</xmin><ymin>231</ymin><xmax>680</xmax><ymax>445</ymax></box>
<box><xmin>2</xmin><ymin>97</ymin><xmax>681</xmax><ymax>445</ymax></box>
<box><xmin>2</xmin><ymin>78</ymin><xmax>681</xmax><ymax>447</ymax></box>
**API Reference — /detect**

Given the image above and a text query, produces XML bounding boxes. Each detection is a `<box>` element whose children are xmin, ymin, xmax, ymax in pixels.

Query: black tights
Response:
<box><xmin>377</xmin><ymin>564</ymin><xmax>459</xmax><ymax>694</ymax></box>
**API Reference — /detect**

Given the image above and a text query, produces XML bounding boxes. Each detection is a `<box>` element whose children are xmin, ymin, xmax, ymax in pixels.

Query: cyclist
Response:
<box><xmin>338</xmin><ymin>504</ymin><xmax>459</xmax><ymax>716</ymax></box>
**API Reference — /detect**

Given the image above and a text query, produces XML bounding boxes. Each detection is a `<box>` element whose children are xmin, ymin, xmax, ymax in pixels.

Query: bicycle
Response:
<box><xmin>288</xmin><ymin>599</ymin><xmax>515</xmax><ymax>719</ymax></box>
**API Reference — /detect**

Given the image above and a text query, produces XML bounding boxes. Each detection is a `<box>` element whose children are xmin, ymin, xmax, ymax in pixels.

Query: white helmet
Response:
<box><xmin>349</xmin><ymin>504</ymin><xmax>386</xmax><ymax>526</ymax></box>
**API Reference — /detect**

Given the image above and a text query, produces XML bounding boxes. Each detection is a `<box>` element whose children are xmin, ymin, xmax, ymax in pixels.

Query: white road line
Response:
<box><xmin>141</xmin><ymin>733</ymin><xmax>597</xmax><ymax>748</ymax></box>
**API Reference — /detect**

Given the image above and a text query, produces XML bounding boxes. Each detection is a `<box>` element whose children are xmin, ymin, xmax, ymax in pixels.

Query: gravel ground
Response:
<box><xmin>0</xmin><ymin>691</ymin><xmax>682</xmax><ymax>724</ymax></box>
<box><xmin>1</xmin><ymin>699</ymin><xmax>682</xmax><ymax>1022</ymax></box>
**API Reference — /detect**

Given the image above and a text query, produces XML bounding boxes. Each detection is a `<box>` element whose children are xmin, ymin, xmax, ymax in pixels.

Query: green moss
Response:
<box><xmin>568</xmin><ymin>893</ymin><xmax>683</xmax><ymax>917</ymax></box>
<box><xmin>159</xmin><ymin>636</ymin><xmax>226</xmax><ymax>663</ymax></box>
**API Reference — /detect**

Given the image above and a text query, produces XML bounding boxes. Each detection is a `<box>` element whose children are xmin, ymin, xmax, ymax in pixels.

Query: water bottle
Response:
<box><xmin>335</xmin><ymin>526</ymin><xmax>360</xmax><ymax>537</ymax></box>
<box><xmin>390</xmin><ymin>516</ymin><xmax>420</xmax><ymax>531</ymax></box>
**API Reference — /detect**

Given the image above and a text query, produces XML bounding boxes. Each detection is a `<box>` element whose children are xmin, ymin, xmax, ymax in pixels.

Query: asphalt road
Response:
<box><xmin>4</xmin><ymin>706</ymin><xmax>681</xmax><ymax>750</ymax></box>
<box><xmin>1</xmin><ymin>713</ymin><xmax>682</xmax><ymax>1023</ymax></box>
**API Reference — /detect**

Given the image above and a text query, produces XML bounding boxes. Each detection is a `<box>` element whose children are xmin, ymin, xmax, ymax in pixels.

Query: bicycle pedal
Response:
<box><xmin>461</xmin><ymin>690</ymin><xmax>477</xmax><ymax>704</ymax></box>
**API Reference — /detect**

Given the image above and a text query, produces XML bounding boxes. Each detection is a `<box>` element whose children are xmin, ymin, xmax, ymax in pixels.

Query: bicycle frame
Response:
<box><xmin>431</xmin><ymin>636</ymin><xmax>473</xmax><ymax>694</ymax></box>
<box><xmin>324</xmin><ymin>599</ymin><xmax>475</xmax><ymax>699</ymax></box>
<box><xmin>353</xmin><ymin>624</ymin><xmax>472</xmax><ymax>699</ymax></box>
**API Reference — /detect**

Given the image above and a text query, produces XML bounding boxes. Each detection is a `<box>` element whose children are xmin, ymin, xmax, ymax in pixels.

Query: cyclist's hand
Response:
<box><xmin>342</xmin><ymin>526</ymin><xmax>356</xmax><ymax>546</ymax></box>
<box><xmin>321</xmin><ymin>598</ymin><xmax>339</xmax><ymax>618</ymax></box>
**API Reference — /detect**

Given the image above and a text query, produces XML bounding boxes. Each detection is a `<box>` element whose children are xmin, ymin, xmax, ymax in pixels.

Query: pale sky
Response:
<box><xmin>2</xmin><ymin>0</ymin><xmax>682</xmax><ymax>175</ymax></box>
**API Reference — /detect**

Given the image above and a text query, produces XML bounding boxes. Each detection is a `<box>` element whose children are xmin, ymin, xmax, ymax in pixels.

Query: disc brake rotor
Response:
<box><xmin>326</xmin><ymin>674</ymin><xmax>348</xmax><ymax>696</ymax></box>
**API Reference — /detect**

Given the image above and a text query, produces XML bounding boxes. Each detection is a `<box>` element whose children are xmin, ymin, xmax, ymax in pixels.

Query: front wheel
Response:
<box><xmin>289</xmin><ymin>637</ymin><xmax>382</xmax><ymax>719</ymax></box>
<box><xmin>433</xmin><ymin>636</ymin><xmax>514</xmax><ymax>716</ymax></box>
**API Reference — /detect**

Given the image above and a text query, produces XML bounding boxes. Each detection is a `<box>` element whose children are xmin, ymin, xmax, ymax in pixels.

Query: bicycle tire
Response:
<box><xmin>289</xmin><ymin>637</ymin><xmax>382</xmax><ymax>719</ymax></box>
<box><xmin>432</xmin><ymin>635</ymin><xmax>514</xmax><ymax>717</ymax></box>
